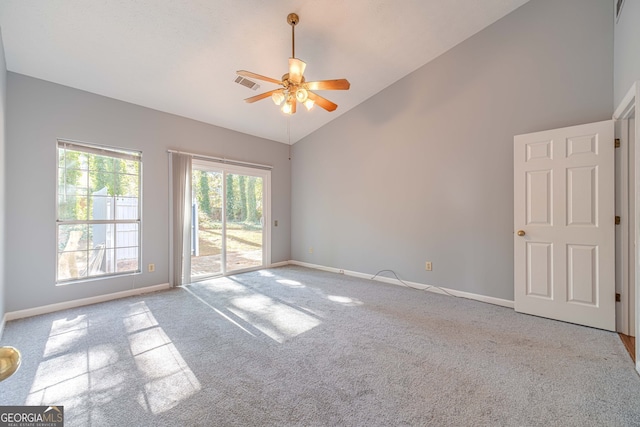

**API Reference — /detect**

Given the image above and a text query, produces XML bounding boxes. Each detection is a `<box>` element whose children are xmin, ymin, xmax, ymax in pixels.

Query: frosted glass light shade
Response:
<box><xmin>304</xmin><ymin>99</ymin><xmax>315</xmax><ymax>110</ymax></box>
<box><xmin>272</xmin><ymin>91</ymin><xmax>285</xmax><ymax>105</ymax></box>
<box><xmin>296</xmin><ymin>88</ymin><xmax>308</xmax><ymax>103</ymax></box>
<box><xmin>288</xmin><ymin>58</ymin><xmax>306</xmax><ymax>84</ymax></box>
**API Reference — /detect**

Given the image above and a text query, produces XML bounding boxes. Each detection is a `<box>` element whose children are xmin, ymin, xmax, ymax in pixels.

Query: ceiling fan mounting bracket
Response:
<box><xmin>287</xmin><ymin>13</ymin><xmax>299</xmax><ymax>27</ymax></box>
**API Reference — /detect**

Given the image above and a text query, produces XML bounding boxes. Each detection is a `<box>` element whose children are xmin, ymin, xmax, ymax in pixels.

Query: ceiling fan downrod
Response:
<box><xmin>287</xmin><ymin>13</ymin><xmax>299</xmax><ymax>58</ymax></box>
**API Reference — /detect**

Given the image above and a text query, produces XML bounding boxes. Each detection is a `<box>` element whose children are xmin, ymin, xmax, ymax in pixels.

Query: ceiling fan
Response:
<box><xmin>236</xmin><ymin>13</ymin><xmax>350</xmax><ymax>115</ymax></box>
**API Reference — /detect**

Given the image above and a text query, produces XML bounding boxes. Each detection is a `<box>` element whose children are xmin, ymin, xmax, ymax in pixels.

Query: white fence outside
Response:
<box><xmin>92</xmin><ymin>188</ymin><xmax>139</xmax><ymax>273</ymax></box>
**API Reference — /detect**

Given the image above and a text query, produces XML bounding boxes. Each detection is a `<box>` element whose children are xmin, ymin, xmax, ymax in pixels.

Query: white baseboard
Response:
<box><xmin>288</xmin><ymin>260</ymin><xmax>514</xmax><ymax>309</ymax></box>
<box><xmin>5</xmin><ymin>283</ymin><xmax>171</xmax><ymax>322</ymax></box>
<box><xmin>269</xmin><ymin>261</ymin><xmax>290</xmax><ymax>268</ymax></box>
<box><xmin>2</xmin><ymin>261</ymin><xmax>514</xmax><ymax>325</ymax></box>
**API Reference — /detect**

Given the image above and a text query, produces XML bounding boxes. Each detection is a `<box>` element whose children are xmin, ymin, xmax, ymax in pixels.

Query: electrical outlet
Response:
<box><xmin>425</xmin><ymin>261</ymin><xmax>432</xmax><ymax>271</ymax></box>
<box><xmin>339</xmin><ymin>269</ymin><xmax>344</xmax><ymax>274</ymax></box>
<box><xmin>309</xmin><ymin>247</ymin><xmax>314</xmax><ymax>254</ymax></box>
<box><xmin>274</xmin><ymin>220</ymin><xmax>278</xmax><ymax>227</ymax></box>
<box><xmin>148</xmin><ymin>263</ymin><xmax>155</xmax><ymax>273</ymax></box>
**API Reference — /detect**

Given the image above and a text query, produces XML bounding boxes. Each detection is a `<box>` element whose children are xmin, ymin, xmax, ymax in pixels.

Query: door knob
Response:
<box><xmin>517</xmin><ymin>230</ymin><xmax>525</xmax><ymax>236</ymax></box>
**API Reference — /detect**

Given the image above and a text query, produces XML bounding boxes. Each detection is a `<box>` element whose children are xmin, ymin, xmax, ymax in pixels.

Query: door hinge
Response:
<box><xmin>616</xmin><ymin>293</ymin><xmax>621</xmax><ymax>302</ymax></box>
<box><xmin>615</xmin><ymin>138</ymin><xmax>621</xmax><ymax>148</ymax></box>
<box><xmin>616</xmin><ymin>216</ymin><xmax>621</xmax><ymax>225</ymax></box>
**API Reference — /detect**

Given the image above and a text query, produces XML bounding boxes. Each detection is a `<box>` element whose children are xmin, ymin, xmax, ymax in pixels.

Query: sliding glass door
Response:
<box><xmin>191</xmin><ymin>160</ymin><xmax>270</xmax><ymax>281</ymax></box>
<box><xmin>191</xmin><ymin>168</ymin><xmax>223</xmax><ymax>279</ymax></box>
<box><xmin>225</xmin><ymin>173</ymin><xmax>264</xmax><ymax>272</ymax></box>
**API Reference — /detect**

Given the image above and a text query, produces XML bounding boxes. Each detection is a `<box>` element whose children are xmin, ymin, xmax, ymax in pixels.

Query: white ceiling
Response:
<box><xmin>0</xmin><ymin>0</ymin><xmax>529</xmax><ymax>144</ymax></box>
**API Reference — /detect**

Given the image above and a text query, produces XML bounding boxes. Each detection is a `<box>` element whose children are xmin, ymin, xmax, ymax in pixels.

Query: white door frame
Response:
<box><xmin>191</xmin><ymin>158</ymin><xmax>272</xmax><ymax>280</ymax></box>
<box><xmin>613</xmin><ymin>80</ymin><xmax>640</xmax><ymax>374</ymax></box>
<box><xmin>615</xmin><ymin>111</ymin><xmax>634</xmax><ymax>336</ymax></box>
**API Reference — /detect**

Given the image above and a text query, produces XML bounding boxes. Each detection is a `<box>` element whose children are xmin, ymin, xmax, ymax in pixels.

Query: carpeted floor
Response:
<box><xmin>1</xmin><ymin>265</ymin><xmax>639</xmax><ymax>426</ymax></box>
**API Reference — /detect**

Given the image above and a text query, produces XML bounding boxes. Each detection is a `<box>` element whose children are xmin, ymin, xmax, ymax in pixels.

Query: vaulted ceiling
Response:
<box><xmin>0</xmin><ymin>0</ymin><xmax>529</xmax><ymax>144</ymax></box>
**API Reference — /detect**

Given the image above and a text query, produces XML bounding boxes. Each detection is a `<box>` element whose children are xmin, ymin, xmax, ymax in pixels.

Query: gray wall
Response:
<box><xmin>614</xmin><ymin>0</ymin><xmax>640</xmax><ymax>107</ymax></box>
<box><xmin>291</xmin><ymin>0</ymin><xmax>613</xmax><ymax>300</ymax></box>
<box><xmin>0</xmin><ymin>31</ymin><xmax>6</xmax><ymax>321</ymax></box>
<box><xmin>6</xmin><ymin>73</ymin><xmax>291</xmax><ymax>312</ymax></box>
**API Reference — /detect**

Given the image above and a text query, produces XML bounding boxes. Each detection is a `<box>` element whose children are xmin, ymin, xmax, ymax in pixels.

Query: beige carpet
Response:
<box><xmin>1</xmin><ymin>266</ymin><xmax>639</xmax><ymax>426</ymax></box>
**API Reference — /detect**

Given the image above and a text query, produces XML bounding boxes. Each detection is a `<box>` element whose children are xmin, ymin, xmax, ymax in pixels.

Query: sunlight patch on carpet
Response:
<box><xmin>327</xmin><ymin>295</ymin><xmax>363</xmax><ymax>306</ymax></box>
<box><xmin>26</xmin><ymin>316</ymin><xmax>126</xmax><ymax>419</ymax></box>
<box><xmin>24</xmin><ymin>303</ymin><xmax>201</xmax><ymax>418</ymax></box>
<box><xmin>276</xmin><ymin>279</ymin><xmax>305</xmax><ymax>288</ymax></box>
<box><xmin>126</xmin><ymin>302</ymin><xmax>201</xmax><ymax>414</ymax></box>
<box><xmin>228</xmin><ymin>294</ymin><xmax>321</xmax><ymax>343</ymax></box>
<box><xmin>187</xmin><ymin>276</ymin><xmax>322</xmax><ymax>343</ymax></box>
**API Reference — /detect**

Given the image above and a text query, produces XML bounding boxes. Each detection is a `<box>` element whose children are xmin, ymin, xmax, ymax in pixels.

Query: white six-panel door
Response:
<box><xmin>514</xmin><ymin>120</ymin><xmax>615</xmax><ymax>331</ymax></box>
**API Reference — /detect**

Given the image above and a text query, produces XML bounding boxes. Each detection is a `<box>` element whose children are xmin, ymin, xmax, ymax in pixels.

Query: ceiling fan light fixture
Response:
<box><xmin>304</xmin><ymin>99</ymin><xmax>315</xmax><ymax>111</ymax></box>
<box><xmin>288</xmin><ymin>58</ymin><xmax>306</xmax><ymax>85</ymax></box>
<box><xmin>295</xmin><ymin>88</ymin><xmax>308</xmax><ymax>103</ymax></box>
<box><xmin>272</xmin><ymin>91</ymin><xmax>285</xmax><ymax>105</ymax></box>
<box><xmin>237</xmin><ymin>12</ymin><xmax>349</xmax><ymax>114</ymax></box>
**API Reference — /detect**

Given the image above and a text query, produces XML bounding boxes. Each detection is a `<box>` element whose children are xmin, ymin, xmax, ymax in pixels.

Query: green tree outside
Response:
<box><xmin>246</xmin><ymin>177</ymin><xmax>258</xmax><ymax>223</ymax></box>
<box><xmin>226</xmin><ymin>174</ymin><xmax>237</xmax><ymax>221</ymax></box>
<box><xmin>197</xmin><ymin>170</ymin><xmax>212</xmax><ymax>216</ymax></box>
<box><xmin>238</xmin><ymin>175</ymin><xmax>247</xmax><ymax>222</ymax></box>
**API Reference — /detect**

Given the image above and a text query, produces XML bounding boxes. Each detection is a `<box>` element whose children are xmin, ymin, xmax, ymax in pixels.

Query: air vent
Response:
<box><xmin>234</xmin><ymin>76</ymin><xmax>260</xmax><ymax>91</ymax></box>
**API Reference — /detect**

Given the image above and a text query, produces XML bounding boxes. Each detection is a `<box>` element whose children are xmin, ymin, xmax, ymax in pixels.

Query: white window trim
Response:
<box><xmin>56</xmin><ymin>138</ymin><xmax>143</xmax><ymax>284</ymax></box>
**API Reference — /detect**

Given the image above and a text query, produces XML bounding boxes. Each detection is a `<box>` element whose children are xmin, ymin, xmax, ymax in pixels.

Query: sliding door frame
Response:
<box><xmin>191</xmin><ymin>158</ymin><xmax>271</xmax><ymax>281</ymax></box>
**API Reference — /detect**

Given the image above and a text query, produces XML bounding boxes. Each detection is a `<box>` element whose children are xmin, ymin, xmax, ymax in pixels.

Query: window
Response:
<box><xmin>57</xmin><ymin>139</ymin><xmax>142</xmax><ymax>283</ymax></box>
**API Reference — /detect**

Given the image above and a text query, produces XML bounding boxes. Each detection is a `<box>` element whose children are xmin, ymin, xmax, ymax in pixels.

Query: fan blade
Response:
<box><xmin>289</xmin><ymin>58</ymin><xmax>307</xmax><ymax>84</ymax></box>
<box><xmin>305</xmin><ymin>79</ymin><xmax>350</xmax><ymax>91</ymax></box>
<box><xmin>237</xmin><ymin>70</ymin><xmax>283</xmax><ymax>86</ymax></box>
<box><xmin>244</xmin><ymin>89</ymin><xmax>283</xmax><ymax>104</ymax></box>
<box><xmin>307</xmin><ymin>91</ymin><xmax>338</xmax><ymax>112</ymax></box>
